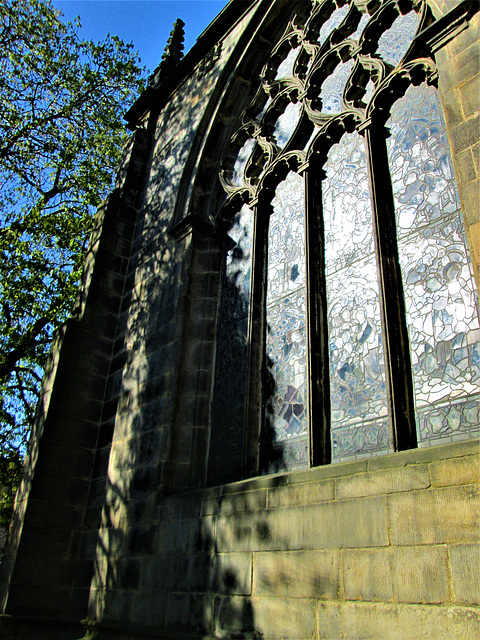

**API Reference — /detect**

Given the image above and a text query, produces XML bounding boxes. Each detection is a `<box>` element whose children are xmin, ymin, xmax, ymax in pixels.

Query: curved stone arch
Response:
<box><xmin>365</xmin><ymin>56</ymin><xmax>438</xmax><ymax>124</ymax></box>
<box><xmin>207</xmin><ymin>0</ymin><xmax>480</xmax><ymax>482</ymax></box>
<box><xmin>255</xmin><ymin>150</ymin><xmax>307</xmax><ymax>207</ymax></box>
<box><xmin>306</xmin><ymin>110</ymin><xmax>361</xmax><ymax>165</ymax></box>
<box><xmin>261</xmin><ymin>22</ymin><xmax>305</xmax><ymax>84</ymax></box>
<box><xmin>171</xmin><ymin>0</ymin><xmax>309</xmax><ymax>232</ymax></box>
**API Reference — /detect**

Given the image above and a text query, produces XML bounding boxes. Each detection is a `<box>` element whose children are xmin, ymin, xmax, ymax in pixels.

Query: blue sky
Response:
<box><xmin>51</xmin><ymin>0</ymin><xmax>230</xmax><ymax>74</ymax></box>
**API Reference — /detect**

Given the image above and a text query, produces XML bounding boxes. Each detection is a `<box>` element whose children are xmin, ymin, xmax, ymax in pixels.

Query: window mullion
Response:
<box><xmin>305</xmin><ymin>160</ymin><xmax>331</xmax><ymax>466</ymax></box>
<box><xmin>243</xmin><ymin>202</ymin><xmax>270</xmax><ymax>477</ymax></box>
<box><xmin>364</xmin><ymin>125</ymin><xmax>417</xmax><ymax>452</ymax></box>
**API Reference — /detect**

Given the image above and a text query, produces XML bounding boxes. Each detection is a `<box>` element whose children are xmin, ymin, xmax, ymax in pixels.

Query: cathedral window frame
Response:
<box><xmin>205</xmin><ymin>0</ymin><xmax>480</xmax><ymax>482</ymax></box>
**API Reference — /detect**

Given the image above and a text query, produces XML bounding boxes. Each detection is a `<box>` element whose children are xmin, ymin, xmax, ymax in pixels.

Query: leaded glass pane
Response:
<box><xmin>275</xmin><ymin>46</ymin><xmax>300</xmax><ymax>79</ymax></box>
<box><xmin>323</xmin><ymin>132</ymin><xmax>375</xmax><ymax>274</ymax></box>
<box><xmin>363</xmin><ymin>79</ymin><xmax>375</xmax><ymax>104</ymax></box>
<box><xmin>264</xmin><ymin>172</ymin><xmax>308</xmax><ymax>472</ymax></box>
<box><xmin>376</xmin><ymin>10</ymin><xmax>419</xmax><ymax>66</ymax></box>
<box><xmin>387</xmin><ymin>84</ymin><xmax>480</xmax><ymax>446</ymax></box>
<box><xmin>233</xmin><ymin>139</ymin><xmax>256</xmax><ymax>187</ymax></box>
<box><xmin>273</xmin><ymin>102</ymin><xmax>302</xmax><ymax>147</ymax></box>
<box><xmin>351</xmin><ymin>12</ymin><xmax>369</xmax><ymax>41</ymax></box>
<box><xmin>324</xmin><ymin>133</ymin><xmax>391</xmax><ymax>460</ymax></box>
<box><xmin>209</xmin><ymin>205</ymin><xmax>253</xmax><ymax>482</ymax></box>
<box><xmin>387</xmin><ymin>85</ymin><xmax>460</xmax><ymax>234</ymax></box>
<box><xmin>320</xmin><ymin>58</ymin><xmax>355</xmax><ymax>114</ymax></box>
<box><xmin>318</xmin><ymin>5</ymin><xmax>349</xmax><ymax>45</ymax></box>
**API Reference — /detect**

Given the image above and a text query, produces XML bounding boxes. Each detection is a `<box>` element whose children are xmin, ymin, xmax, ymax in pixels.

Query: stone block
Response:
<box><xmin>212</xmin><ymin>552</ymin><xmax>252</xmax><ymax>594</ymax></box>
<box><xmin>102</xmin><ymin>588</ymin><xmax>134</xmax><ymax>625</ymax></box>
<box><xmin>456</xmin><ymin>147</ymin><xmax>477</xmax><ymax>185</ymax></box>
<box><xmin>267</xmin><ymin>478</ymin><xmax>335</xmax><ymax>508</ymax></box>
<box><xmin>367</xmin><ymin>439</ymin><xmax>479</xmax><ymax>471</ymax></box>
<box><xmin>450</xmin><ymin>543</ymin><xmax>480</xmax><ymax>604</ymax></box>
<box><xmin>5</xmin><ymin>584</ymin><xmax>71</xmax><ymax>619</ymax></box>
<box><xmin>316</xmin><ymin>601</ymin><xmax>480</xmax><ymax>640</ymax></box>
<box><xmin>213</xmin><ymin>594</ymin><xmax>316</xmax><ymax>639</ymax></box>
<box><xmin>131</xmin><ymin>589</ymin><xmax>168</xmax><ymax>629</ymax></box>
<box><xmin>450</xmin><ymin>45</ymin><xmax>480</xmax><ymax>88</ymax></box>
<box><xmin>215</xmin><ymin>496</ymin><xmax>388</xmax><ymax>552</ymax></box>
<box><xmin>165</xmin><ymin>592</ymin><xmax>212</xmax><ymax>634</ymax></box>
<box><xmin>461</xmin><ymin>177</ymin><xmax>480</xmax><ymax>225</ymax></box>
<box><xmin>429</xmin><ymin>454</ymin><xmax>480</xmax><ymax>487</ymax></box>
<box><xmin>459</xmin><ymin>73</ymin><xmax>480</xmax><ymax>118</ymax></box>
<box><xmin>253</xmin><ymin>549</ymin><xmax>339</xmax><ymax>598</ymax></box>
<box><xmin>250</xmin><ymin>595</ymin><xmax>316</xmax><ymax>639</ymax></box>
<box><xmin>342</xmin><ymin>546</ymin><xmax>449</xmax><ymax>603</ymax></box>
<box><xmin>388</xmin><ymin>485</ymin><xmax>480</xmax><ymax>545</ymax></box>
<box><xmin>290</xmin><ymin>458</ymin><xmax>368</xmax><ymax>484</ymax></box>
<box><xmin>473</xmin><ymin>141</ymin><xmax>480</xmax><ymax>176</ymax></box>
<box><xmin>440</xmin><ymin>88</ymin><xmax>465</xmax><ymax>128</ymax></box>
<box><xmin>336</xmin><ymin>465</ymin><xmax>430</xmax><ymax>500</ymax></box>
<box><xmin>217</xmin><ymin>489</ymin><xmax>268</xmax><ymax>515</ymax></box>
<box><xmin>447</xmin><ymin>14</ymin><xmax>480</xmax><ymax>57</ymax></box>
<box><xmin>450</xmin><ymin>116</ymin><xmax>480</xmax><ymax>156</ymax></box>
<box><xmin>46</xmin><ymin>503</ymin><xmax>83</xmax><ymax>530</ymax></box>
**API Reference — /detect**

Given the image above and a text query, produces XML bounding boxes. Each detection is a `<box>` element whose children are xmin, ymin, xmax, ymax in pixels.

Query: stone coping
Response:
<box><xmin>165</xmin><ymin>438</ymin><xmax>480</xmax><ymax>504</ymax></box>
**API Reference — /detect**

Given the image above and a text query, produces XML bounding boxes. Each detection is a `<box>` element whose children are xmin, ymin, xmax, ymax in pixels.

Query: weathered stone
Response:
<box><xmin>215</xmin><ymin>495</ymin><xmax>388</xmax><ymax>552</ymax></box>
<box><xmin>459</xmin><ymin>74</ymin><xmax>480</xmax><ymax>118</ymax></box>
<box><xmin>211</xmin><ymin>552</ymin><xmax>252</xmax><ymax>594</ymax></box>
<box><xmin>342</xmin><ymin>546</ymin><xmax>449</xmax><ymax>603</ymax></box>
<box><xmin>336</xmin><ymin>465</ymin><xmax>430</xmax><ymax>500</ymax></box>
<box><xmin>388</xmin><ymin>485</ymin><xmax>480</xmax><ymax>545</ymax></box>
<box><xmin>450</xmin><ymin>116</ymin><xmax>480</xmax><ymax>155</ymax></box>
<box><xmin>460</xmin><ymin>178</ymin><xmax>480</xmax><ymax>225</ymax></box>
<box><xmin>450</xmin><ymin>544</ymin><xmax>480</xmax><ymax>605</ymax></box>
<box><xmin>367</xmin><ymin>439</ymin><xmax>479</xmax><ymax>470</ymax></box>
<box><xmin>253</xmin><ymin>549</ymin><xmax>339</xmax><ymax>598</ymax></box>
<box><xmin>456</xmin><ymin>147</ymin><xmax>477</xmax><ymax>185</ymax></box>
<box><xmin>250</xmin><ymin>596</ymin><xmax>316</xmax><ymax>639</ymax></box>
<box><xmin>429</xmin><ymin>454</ymin><xmax>480</xmax><ymax>487</ymax></box>
<box><xmin>316</xmin><ymin>601</ymin><xmax>480</xmax><ymax>640</ymax></box>
<box><xmin>440</xmin><ymin>88</ymin><xmax>465</xmax><ymax>128</ymax></box>
<box><xmin>267</xmin><ymin>478</ymin><xmax>335</xmax><ymax>507</ymax></box>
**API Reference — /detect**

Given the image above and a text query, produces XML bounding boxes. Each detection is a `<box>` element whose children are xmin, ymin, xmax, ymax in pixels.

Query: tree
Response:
<box><xmin>0</xmin><ymin>0</ymin><xmax>145</xmax><ymax>510</ymax></box>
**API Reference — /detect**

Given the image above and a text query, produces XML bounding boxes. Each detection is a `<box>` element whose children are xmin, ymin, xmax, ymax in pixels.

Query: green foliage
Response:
<box><xmin>0</xmin><ymin>0</ymin><xmax>145</xmax><ymax>514</ymax></box>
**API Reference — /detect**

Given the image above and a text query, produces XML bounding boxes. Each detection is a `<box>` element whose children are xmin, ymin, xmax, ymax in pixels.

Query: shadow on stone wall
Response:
<box><xmin>80</xmin><ymin>208</ymin><xmax>279</xmax><ymax>636</ymax></box>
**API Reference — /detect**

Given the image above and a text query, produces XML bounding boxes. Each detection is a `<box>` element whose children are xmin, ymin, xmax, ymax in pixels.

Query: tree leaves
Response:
<box><xmin>0</xmin><ymin>0</ymin><xmax>145</xmax><ymax>510</ymax></box>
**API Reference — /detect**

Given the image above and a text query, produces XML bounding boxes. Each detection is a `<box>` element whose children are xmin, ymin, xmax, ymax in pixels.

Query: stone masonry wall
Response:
<box><xmin>85</xmin><ymin>3</ymin><xmax>262</xmax><ymax>623</ymax></box>
<box><xmin>87</xmin><ymin>439</ymin><xmax>479</xmax><ymax>639</ymax></box>
<box><xmin>1</xmin><ymin>2</ymin><xmax>479</xmax><ymax>639</ymax></box>
<box><xmin>434</xmin><ymin>0</ymin><xmax>480</xmax><ymax>290</ymax></box>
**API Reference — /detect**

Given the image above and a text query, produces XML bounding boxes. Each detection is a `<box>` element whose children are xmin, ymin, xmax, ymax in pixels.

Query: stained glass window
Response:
<box><xmin>318</xmin><ymin>4</ymin><xmax>349</xmax><ymax>45</ymax></box>
<box><xmin>264</xmin><ymin>172</ymin><xmax>308</xmax><ymax>472</ymax></box>
<box><xmin>387</xmin><ymin>84</ymin><xmax>480</xmax><ymax>446</ymax></box>
<box><xmin>273</xmin><ymin>102</ymin><xmax>302</xmax><ymax>148</ymax></box>
<box><xmin>376</xmin><ymin>11</ymin><xmax>419</xmax><ymax>66</ymax></box>
<box><xmin>209</xmin><ymin>205</ymin><xmax>253</xmax><ymax>483</ymax></box>
<box><xmin>323</xmin><ymin>133</ymin><xmax>390</xmax><ymax>460</ymax></box>
<box><xmin>320</xmin><ymin>59</ymin><xmax>355</xmax><ymax>114</ymax></box>
<box><xmin>211</xmin><ymin>0</ymin><xmax>479</xmax><ymax>481</ymax></box>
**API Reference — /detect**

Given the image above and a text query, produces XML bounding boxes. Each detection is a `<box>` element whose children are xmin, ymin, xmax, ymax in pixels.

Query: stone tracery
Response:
<box><xmin>212</xmin><ymin>0</ymin><xmax>480</xmax><ymax>476</ymax></box>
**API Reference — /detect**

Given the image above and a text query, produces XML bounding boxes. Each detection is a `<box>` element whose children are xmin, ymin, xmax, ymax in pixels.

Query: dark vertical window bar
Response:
<box><xmin>364</xmin><ymin>124</ymin><xmax>417</xmax><ymax>452</ymax></box>
<box><xmin>244</xmin><ymin>201</ymin><xmax>271</xmax><ymax>477</ymax></box>
<box><xmin>304</xmin><ymin>159</ymin><xmax>331</xmax><ymax>466</ymax></box>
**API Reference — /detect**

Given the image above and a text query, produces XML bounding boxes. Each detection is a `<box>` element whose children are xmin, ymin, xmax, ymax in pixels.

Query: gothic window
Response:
<box><xmin>209</xmin><ymin>0</ymin><xmax>480</xmax><ymax>483</ymax></box>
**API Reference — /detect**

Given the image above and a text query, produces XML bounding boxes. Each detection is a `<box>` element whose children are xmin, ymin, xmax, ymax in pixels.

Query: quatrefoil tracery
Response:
<box><xmin>219</xmin><ymin>0</ymin><xmax>436</xmax><ymax>216</ymax></box>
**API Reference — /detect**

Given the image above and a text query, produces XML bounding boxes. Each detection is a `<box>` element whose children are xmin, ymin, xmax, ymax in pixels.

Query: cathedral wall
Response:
<box><xmin>1</xmin><ymin>1</ymin><xmax>479</xmax><ymax>639</ymax></box>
